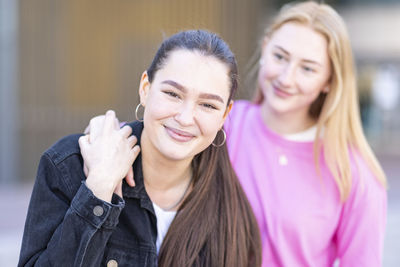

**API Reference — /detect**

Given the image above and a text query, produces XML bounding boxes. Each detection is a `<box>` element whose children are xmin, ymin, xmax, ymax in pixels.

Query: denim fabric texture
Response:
<box><xmin>19</xmin><ymin>121</ymin><xmax>159</xmax><ymax>267</ymax></box>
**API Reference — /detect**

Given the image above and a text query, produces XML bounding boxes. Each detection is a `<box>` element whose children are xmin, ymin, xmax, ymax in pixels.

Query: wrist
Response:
<box><xmin>86</xmin><ymin>173</ymin><xmax>116</xmax><ymax>203</ymax></box>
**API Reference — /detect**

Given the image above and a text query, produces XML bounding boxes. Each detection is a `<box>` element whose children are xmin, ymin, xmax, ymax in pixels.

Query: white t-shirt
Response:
<box><xmin>283</xmin><ymin>125</ymin><xmax>317</xmax><ymax>141</ymax></box>
<box><xmin>152</xmin><ymin>202</ymin><xmax>176</xmax><ymax>253</ymax></box>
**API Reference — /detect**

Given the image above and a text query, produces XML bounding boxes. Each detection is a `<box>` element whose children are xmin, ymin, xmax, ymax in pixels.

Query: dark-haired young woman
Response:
<box><xmin>18</xmin><ymin>30</ymin><xmax>261</xmax><ymax>267</ymax></box>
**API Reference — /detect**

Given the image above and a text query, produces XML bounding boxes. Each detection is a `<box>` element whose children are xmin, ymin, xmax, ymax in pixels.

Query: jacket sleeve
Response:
<box><xmin>18</xmin><ymin>152</ymin><xmax>125</xmax><ymax>267</ymax></box>
<box><xmin>335</xmin><ymin>155</ymin><xmax>387</xmax><ymax>267</ymax></box>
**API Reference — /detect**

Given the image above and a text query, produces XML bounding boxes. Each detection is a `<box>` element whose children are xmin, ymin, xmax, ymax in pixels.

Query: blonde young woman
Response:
<box><xmin>85</xmin><ymin>2</ymin><xmax>387</xmax><ymax>266</ymax></box>
<box><xmin>225</xmin><ymin>1</ymin><xmax>387</xmax><ymax>266</ymax></box>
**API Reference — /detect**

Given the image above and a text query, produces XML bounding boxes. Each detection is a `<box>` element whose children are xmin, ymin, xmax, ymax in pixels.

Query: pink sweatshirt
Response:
<box><xmin>224</xmin><ymin>101</ymin><xmax>387</xmax><ymax>267</ymax></box>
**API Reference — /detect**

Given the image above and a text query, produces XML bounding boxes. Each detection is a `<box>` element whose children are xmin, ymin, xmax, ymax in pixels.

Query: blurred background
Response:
<box><xmin>0</xmin><ymin>0</ymin><xmax>399</xmax><ymax>265</ymax></box>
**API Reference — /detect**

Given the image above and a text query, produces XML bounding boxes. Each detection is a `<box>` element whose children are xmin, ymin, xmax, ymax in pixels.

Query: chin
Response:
<box><xmin>158</xmin><ymin>146</ymin><xmax>194</xmax><ymax>161</ymax></box>
<box><xmin>157</xmin><ymin>137</ymin><xmax>211</xmax><ymax>161</ymax></box>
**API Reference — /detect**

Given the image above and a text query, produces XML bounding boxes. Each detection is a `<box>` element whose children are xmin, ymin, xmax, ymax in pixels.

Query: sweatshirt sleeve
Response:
<box><xmin>18</xmin><ymin>152</ymin><xmax>125</xmax><ymax>267</ymax></box>
<box><xmin>335</xmin><ymin>155</ymin><xmax>387</xmax><ymax>267</ymax></box>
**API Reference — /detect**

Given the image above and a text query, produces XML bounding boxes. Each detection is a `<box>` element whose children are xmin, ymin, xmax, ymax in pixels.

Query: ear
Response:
<box><xmin>322</xmin><ymin>86</ymin><xmax>330</xmax><ymax>93</ymax></box>
<box><xmin>219</xmin><ymin>100</ymin><xmax>233</xmax><ymax>130</ymax></box>
<box><xmin>222</xmin><ymin>100</ymin><xmax>233</xmax><ymax>121</ymax></box>
<box><xmin>139</xmin><ymin>71</ymin><xmax>150</xmax><ymax>106</ymax></box>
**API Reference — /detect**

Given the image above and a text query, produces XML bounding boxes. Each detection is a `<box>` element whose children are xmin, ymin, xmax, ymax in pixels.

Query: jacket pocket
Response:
<box><xmin>101</xmin><ymin>239</ymin><xmax>156</xmax><ymax>267</ymax></box>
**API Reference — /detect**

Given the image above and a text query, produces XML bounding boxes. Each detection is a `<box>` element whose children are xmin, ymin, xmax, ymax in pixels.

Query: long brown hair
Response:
<box><xmin>147</xmin><ymin>30</ymin><xmax>261</xmax><ymax>266</ymax></box>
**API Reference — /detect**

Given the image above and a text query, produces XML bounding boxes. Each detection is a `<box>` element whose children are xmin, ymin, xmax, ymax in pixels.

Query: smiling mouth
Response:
<box><xmin>164</xmin><ymin>126</ymin><xmax>196</xmax><ymax>142</ymax></box>
<box><xmin>273</xmin><ymin>85</ymin><xmax>294</xmax><ymax>98</ymax></box>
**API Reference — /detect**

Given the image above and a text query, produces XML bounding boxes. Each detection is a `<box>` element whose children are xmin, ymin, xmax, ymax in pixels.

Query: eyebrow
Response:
<box><xmin>274</xmin><ymin>45</ymin><xmax>323</xmax><ymax>67</ymax></box>
<box><xmin>161</xmin><ymin>80</ymin><xmax>225</xmax><ymax>103</ymax></box>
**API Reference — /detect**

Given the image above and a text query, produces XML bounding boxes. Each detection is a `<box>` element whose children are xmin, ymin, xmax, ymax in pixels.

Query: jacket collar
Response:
<box><xmin>121</xmin><ymin>121</ymin><xmax>154</xmax><ymax>214</ymax></box>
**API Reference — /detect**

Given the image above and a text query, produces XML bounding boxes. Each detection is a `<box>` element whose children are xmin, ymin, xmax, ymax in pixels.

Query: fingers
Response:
<box><xmin>86</xmin><ymin>111</ymin><xmax>123</xmax><ymax>142</ymax></box>
<box><xmin>125</xmin><ymin>167</ymin><xmax>135</xmax><ymax>187</ymax></box>
<box><xmin>125</xmin><ymin>146</ymin><xmax>140</xmax><ymax>188</ymax></box>
<box><xmin>127</xmin><ymin>135</ymin><xmax>137</xmax><ymax>148</ymax></box>
<box><xmin>78</xmin><ymin>135</ymin><xmax>90</xmax><ymax>151</ymax></box>
<box><xmin>102</xmin><ymin>110</ymin><xmax>116</xmax><ymax>134</ymax></box>
<box><xmin>84</xmin><ymin>125</ymin><xmax>90</xmax><ymax>135</ymax></box>
<box><xmin>132</xmin><ymin>145</ymin><xmax>141</xmax><ymax>158</ymax></box>
<box><xmin>114</xmin><ymin>117</ymin><xmax>120</xmax><ymax>130</ymax></box>
<box><xmin>88</xmin><ymin>115</ymin><xmax>106</xmax><ymax>142</ymax></box>
<box><xmin>83</xmin><ymin>163</ymin><xmax>89</xmax><ymax>177</ymax></box>
<box><xmin>128</xmin><ymin>145</ymin><xmax>141</xmax><ymax>166</ymax></box>
<box><xmin>79</xmin><ymin>135</ymin><xmax>91</xmax><ymax>163</ymax></box>
<box><xmin>120</xmin><ymin>125</ymin><xmax>133</xmax><ymax>139</ymax></box>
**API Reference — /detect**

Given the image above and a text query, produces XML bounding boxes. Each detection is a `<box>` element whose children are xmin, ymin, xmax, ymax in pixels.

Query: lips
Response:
<box><xmin>272</xmin><ymin>84</ymin><xmax>294</xmax><ymax>98</ymax></box>
<box><xmin>164</xmin><ymin>126</ymin><xmax>196</xmax><ymax>142</ymax></box>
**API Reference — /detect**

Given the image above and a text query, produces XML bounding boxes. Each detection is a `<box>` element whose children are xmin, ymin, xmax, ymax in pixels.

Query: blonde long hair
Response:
<box><xmin>253</xmin><ymin>1</ymin><xmax>386</xmax><ymax>201</ymax></box>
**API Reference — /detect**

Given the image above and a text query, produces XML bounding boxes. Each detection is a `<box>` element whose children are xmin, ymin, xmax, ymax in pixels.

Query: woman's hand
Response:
<box><xmin>79</xmin><ymin>110</ymin><xmax>140</xmax><ymax>202</ymax></box>
<box><xmin>83</xmin><ymin>113</ymin><xmax>135</xmax><ymax>186</ymax></box>
<box><xmin>83</xmin><ymin>111</ymin><xmax>136</xmax><ymax>193</ymax></box>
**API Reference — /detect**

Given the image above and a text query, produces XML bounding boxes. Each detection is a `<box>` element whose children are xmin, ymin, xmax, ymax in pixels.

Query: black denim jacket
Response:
<box><xmin>19</xmin><ymin>121</ymin><xmax>159</xmax><ymax>267</ymax></box>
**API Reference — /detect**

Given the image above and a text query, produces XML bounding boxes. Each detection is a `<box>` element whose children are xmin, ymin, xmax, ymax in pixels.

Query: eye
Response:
<box><xmin>200</xmin><ymin>103</ymin><xmax>218</xmax><ymax>110</ymax></box>
<box><xmin>163</xmin><ymin>90</ymin><xmax>181</xmax><ymax>99</ymax></box>
<box><xmin>273</xmin><ymin>52</ymin><xmax>285</xmax><ymax>61</ymax></box>
<box><xmin>302</xmin><ymin>66</ymin><xmax>315</xmax><ymax>73</ymax></box>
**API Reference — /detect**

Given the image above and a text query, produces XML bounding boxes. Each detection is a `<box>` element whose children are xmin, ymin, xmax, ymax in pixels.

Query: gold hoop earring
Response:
<box><xmin>212</xmin><ymin>128</ymin><xmax>226</xmax><ymax>147</ymax></box>
<box><xmin>135</xmin><ymin>103</ymin><xmax>144</xmax><ymax>122</ymax></box>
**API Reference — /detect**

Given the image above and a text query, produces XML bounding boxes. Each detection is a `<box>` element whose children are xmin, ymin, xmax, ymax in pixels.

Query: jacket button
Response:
<box><xmin>93</xmin><ymin>205</ymin><xmax>104</xmax><ymax>216</ymax></box>
<box><xmin>107</xmin><ymin>259</ymin><xmax>118</xmax><ymax>267</ymax></box>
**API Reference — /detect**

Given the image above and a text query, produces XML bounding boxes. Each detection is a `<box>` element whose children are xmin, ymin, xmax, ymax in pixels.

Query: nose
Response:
<box><xmin>278</xmin><ymin>64</ymin><xmax>296</xmax><ymax>88</ymax></box>
<box><xmin>174</xmin><ymin>103</ymin><xmax>196</xmax><ymax>126</ymax></box>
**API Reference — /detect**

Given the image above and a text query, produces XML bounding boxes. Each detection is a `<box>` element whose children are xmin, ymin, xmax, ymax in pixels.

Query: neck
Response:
<box><xmin>260</xmin><ymin>101</ymin><xmax>316</xmax><ymax>135</ymax></box>
<box><xmin>140</xmin><ymin>129</ymin><xmax>193</xmax><ymax>210</ymax></box>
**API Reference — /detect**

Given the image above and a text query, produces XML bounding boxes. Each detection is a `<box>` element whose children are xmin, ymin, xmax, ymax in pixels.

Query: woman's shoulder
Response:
<box><xmin>125</xmin><ymin>120</ymin><xmax>144</xmax><ymax>142</ymax></box>
<box><xmin>348</xmin><ymin>150</ymin><xmax>387</xmax><ymax>199</ymax></box>
<box><xmin>44</xmin><ymin>133</ymin><xmax>84</xmax><ymax>165</ymax></box>
<box><xmin>230</xmin><ymin>100</ymin><xmax>256</xmax><ymax>116</ymax></box>
<box><xmin>35</xmin><ymin>133</ymin><xmax>86</xmax><ymax>199</ymax></box>
<box><xmin>350</xmin><ymin>151</ymin><xmax>377</xmax><ymax>180</ymax></box>
<box><xmin>44</xmin><ymin>120</ymin><xmax>143</xmax><ymax>164</ymax></box>
<box><xmin>225</xmin><ymin>100</ymin><xmax>259</xmax><ymax>129</ymax></box>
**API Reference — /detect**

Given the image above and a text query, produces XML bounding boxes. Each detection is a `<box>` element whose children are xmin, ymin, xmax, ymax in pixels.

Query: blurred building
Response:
<box><xmin>1</xmin><ymin>0</ymin><xmax>400</xmax><ymax>182</ymax></box>
<box><xmin>339</xmin><ymin>2</ymin><xmax>400</xmax><ymax>154</ymax></box>
<box><xmin>1</xmin><ymin>0</ymin><xmax>268</xmax><ymax>183</ymax></box>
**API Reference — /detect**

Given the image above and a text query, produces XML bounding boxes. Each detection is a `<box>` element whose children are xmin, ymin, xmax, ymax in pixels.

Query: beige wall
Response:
<box><xmin>18</xmin><ymin>1</ymin><xmax>400</xmax><ymax>181</ymax></box>
<box><xmin>18</xmin><ymin>0</ymin><xmax>266</xmax><ymax>181</ymax></box>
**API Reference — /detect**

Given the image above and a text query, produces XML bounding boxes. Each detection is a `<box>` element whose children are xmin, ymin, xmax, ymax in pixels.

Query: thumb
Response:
<box><xmin>79</xmin><ymin>135</ymin><xmax>90</xmax><ymax>152</ymax></box>
<box><xmin>83</xmin><ymin>125</ymin><xmax>90</xmax><ymax>135</ymax></box>
<box><xmin>83</xmin><ymin>163</ymin><xmax>89</xmax><ymax>177</ymax></box>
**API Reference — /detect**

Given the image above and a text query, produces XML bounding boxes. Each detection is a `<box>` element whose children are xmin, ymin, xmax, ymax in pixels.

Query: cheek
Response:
<box><xmin>299</xmin><ymin>77</ymin><xmax>327</xmax><ymax>97</ymax></box>
<box><xmin>257</xmin><ymin>66</ymin><xmax>271</xmax><ymax>90</ymax></box>
<box><xmin>196</xmin><ymin>113</ymin><xmax>224</xmax><ymax>137</ymax></box>
<box><xmin>144</xmin><ymin>97</ymin><xmax>177</xmax><ymax>120</ymax></box>
<box><xmin>263</xmin><ymin>54</ymin><xmax>281</xmax><ymax>78</ymax></box>
<box><xmin>307</xmin><ymin>90</ymin><xmax>323</xmax><ymax>105</ymax></box>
